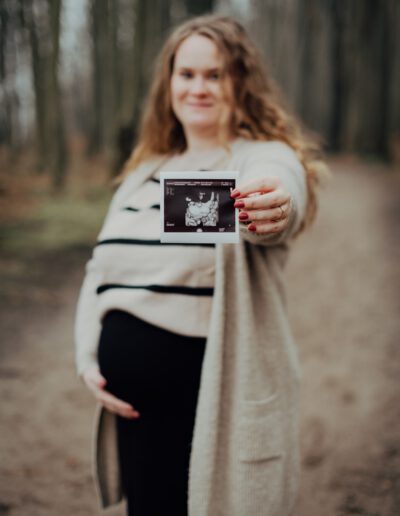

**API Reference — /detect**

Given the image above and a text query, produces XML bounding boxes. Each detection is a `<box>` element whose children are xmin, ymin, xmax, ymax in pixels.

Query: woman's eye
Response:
<box><xmin>208</xmin><ymin>72</ymin><xmax>220</xmax><ymax>80</ymax></box>
<box><xmin>180</xmin><ymin>71</ymin><xmax>193</xmax><ymax>79</ymax></box>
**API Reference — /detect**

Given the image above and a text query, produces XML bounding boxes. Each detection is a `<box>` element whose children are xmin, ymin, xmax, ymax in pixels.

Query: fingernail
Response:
<box><xmin>234</xmin><ymin>200</ymin><xmax>245</xmax><ymax>209</ymax></box>
<box><xmin>248</xmin><ymin>223</ymin><xmax>257</xmax><ymax>232</ymax></box>
<box><xmin>239</xmin><ymin>212</ymin><xmax>249</xmax><ymax>221</ymax></box>
<box><xmin>230</xmin><ymin>189</ymin><xmax>240</xmax><ymax>198</ymax></box>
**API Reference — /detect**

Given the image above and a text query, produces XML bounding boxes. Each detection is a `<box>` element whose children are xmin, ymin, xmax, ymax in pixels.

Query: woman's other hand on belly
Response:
<box><xmin>82</xmin><ymin>365</ymin><xmax>140</xmax><ymax>419</ymax></box>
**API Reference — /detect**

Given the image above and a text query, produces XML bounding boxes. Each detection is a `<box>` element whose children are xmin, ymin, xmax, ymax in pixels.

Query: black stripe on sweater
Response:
<box><xmin>122</xmin><ymin>204</ymin><xmax>160</xmax><ymax>212</ymax></box>
<box><xmin>97</xmin><ymin>283</ymin><xmax>214</xmax><ymax>296</ymax></box>
<box><xmin>96</xmin><ymin>238</ymin><xmax>215</xmax><ymax>248</ymax></box>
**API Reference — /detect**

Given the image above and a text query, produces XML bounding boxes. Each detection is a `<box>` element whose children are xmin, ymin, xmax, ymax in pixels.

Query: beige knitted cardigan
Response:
<box><xmin>75</xmin><ymin>138</ymin><xmax>306</xmax><ymax>515</ymax></box>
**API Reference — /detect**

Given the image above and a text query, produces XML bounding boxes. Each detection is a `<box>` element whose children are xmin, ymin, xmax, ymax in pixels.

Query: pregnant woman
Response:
<box><xmin>75</xmin><ymin>13</ymin><xmax>327</xmax><ymax>516</ymax></box>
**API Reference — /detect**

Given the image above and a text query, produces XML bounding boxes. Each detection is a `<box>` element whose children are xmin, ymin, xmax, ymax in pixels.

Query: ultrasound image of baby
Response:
<box><xmin>160</xmin><ymin>171</ymin><xmax>238</xmax><ymax>244</ymax></box>
<box><xmin>185</xmin><ymin>191</ymin><xmax>219</xmax><ymax>227</ymax></box>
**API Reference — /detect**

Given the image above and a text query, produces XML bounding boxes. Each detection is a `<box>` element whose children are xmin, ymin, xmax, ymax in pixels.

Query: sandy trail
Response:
<box><xmin>0</xmin><ymin>158</ymin><xmax>399</xmax><ymax>516</ymax></box>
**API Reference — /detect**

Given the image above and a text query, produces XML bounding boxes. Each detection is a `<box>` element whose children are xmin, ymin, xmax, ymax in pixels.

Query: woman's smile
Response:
<box><xmin>187</xmin><ymin>102</ymin><xmax>214</xmax><ymax>108</ymax></box>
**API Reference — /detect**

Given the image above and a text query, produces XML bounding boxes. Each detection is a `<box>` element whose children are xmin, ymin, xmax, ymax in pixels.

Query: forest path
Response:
<box><xmin>0</xmin><ymin>157</ymin><xmax>399</xmax><ymax>516</ymax></box>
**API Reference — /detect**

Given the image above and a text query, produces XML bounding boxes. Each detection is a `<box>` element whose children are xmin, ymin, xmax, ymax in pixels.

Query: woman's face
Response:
<box><xmin>170</xmin><ymin>34</ymin><xmax>231</xmax><ymax>138</ymax></box>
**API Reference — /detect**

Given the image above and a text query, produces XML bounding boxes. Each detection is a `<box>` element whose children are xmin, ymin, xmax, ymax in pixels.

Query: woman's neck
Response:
<box><xmin>183</xmin><ymin>130</ymin><xmax>235</xmax><ymax>154</ymax></box>
<box><xmin>184</xmin><ymin>138</ymin><xmax>221</xmax><ymax>154</ymax></box>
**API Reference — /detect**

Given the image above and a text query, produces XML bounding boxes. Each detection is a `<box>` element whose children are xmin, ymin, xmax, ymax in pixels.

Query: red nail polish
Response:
<box><xmin>248</xmin><ymin>223</ymin><xmax>257</xmax><ymax>232</ymax></box>
<box><xmin>231</xmin><ymin>189</ymin><xmax>240</xmax><ymax>198</ymax></box>
<box><xmin>239</xmin><ymin>212</ymin><xmax>249</xmax><ymax>220</ymax></box>
<box><xmin>234</xmin><ymin>200</ymin><xmax>245</xmax><ymax>209</ymax></box>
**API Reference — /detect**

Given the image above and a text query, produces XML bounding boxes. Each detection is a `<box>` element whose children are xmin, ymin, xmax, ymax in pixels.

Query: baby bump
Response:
<box><xmin>97</xmin><ymin>310</ymin><xmax>206</xmax><ymax>416</ymax></box>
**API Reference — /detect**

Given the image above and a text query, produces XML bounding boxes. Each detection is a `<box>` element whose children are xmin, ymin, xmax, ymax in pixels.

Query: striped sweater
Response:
<box><xmin>76</xmin><ymin>145</ymin><xmax>232</xmax><ymax>355</ymax></box>
<box><xmin>75</xmin><ymin>138</ymin><xmax>307</xmax><ymax>377</ymax></box>
<box><xmin>77</xmin><ymin>137</ymin><xmax>309</xmax><ymax>515</ymax></box>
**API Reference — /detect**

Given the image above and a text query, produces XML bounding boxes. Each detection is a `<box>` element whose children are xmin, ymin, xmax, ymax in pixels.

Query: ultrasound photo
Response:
<box><xmin>160</xmin><ymin>171</ymin><xmax>239</xmax><ymax>244</ymax></box>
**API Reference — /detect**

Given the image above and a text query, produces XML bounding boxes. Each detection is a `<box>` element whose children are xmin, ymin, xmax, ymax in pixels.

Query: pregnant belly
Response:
<box><xmin>97</xmin><ymin>310</ymin><xmax>206</xmax><ymax>416</ymax></box>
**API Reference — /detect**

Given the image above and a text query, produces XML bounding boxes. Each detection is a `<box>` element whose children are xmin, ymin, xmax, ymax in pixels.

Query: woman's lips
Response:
<box><xmin>187</xmin><ymin>103</ymin><xmax>213</xmax><ymax>107</ymax></box>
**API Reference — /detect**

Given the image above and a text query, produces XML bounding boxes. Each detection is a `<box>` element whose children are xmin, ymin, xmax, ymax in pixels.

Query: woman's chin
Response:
<box><xmin>183</xmin><ymin>120</ymin><xmax>219</xmax><ymax>133</ymax></box>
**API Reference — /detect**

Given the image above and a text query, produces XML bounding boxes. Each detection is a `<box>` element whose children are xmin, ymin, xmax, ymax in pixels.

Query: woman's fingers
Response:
<box><xmin>97</xmin><ymin>389</ymin><xmax>140</xmax><ymax>419</ymax></box>
<box><xmin>237</xmin><ymin>198</ymin><xmax>292</xmax><ymax>235</ymax></box>
<box><xmin>232</xmin><ymin>178</ymin><xmax>292</xmax><ymax>235</ymax></box>
<box><xmin>231</xmin><ymin>176</ymin><xmax>280</xmax><ymax>198</ymax></box>
<box><xmin>247</xmin><ymin>218</ymin><xmax>288</xmax><ymax>234</ymax></box>
<box><xmin>239</xmin><ymin>202</ymin><xmax>291</xmax><ymax>222</ymax></box>
<box><xmin>234</xmin><ymin>189</ymin><xmax>289</xmax><ymax>211</ymax></box>
<box><xmin>82</xmin><ymin>365</ymin><xmax>140</xmax><ymax>419</ymax></box>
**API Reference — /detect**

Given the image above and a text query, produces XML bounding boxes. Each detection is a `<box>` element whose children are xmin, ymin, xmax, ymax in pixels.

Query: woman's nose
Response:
<box><xmin>190</xmin><ymin>76</ymin><xmax>207</xmax><ymax>94</ymax></box>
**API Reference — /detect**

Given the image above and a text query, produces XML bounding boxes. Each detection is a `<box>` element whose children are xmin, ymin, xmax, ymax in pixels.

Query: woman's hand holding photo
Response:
<box><xmin>231</xmin><ymin>176</ymin><xmax>292</xmax><ymax>234</ymax></box>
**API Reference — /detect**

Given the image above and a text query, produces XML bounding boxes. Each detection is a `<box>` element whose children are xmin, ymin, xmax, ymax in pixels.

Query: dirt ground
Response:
<box><xmin>0</xmin><ymin>157</ymin><xmax>399</xmax><ymax>516</ymax></box>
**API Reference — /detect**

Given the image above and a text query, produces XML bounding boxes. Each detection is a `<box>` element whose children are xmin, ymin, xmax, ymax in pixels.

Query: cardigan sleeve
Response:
<box><xmin>73</xmin><ymin>173</ymin><xmax>137</xmax><ymax>379</ymax></box>
<box><xmin>236</xmin><ymin>141</ymin><xmax>307</xmax><ymax>246</ymax></box>
<box><xmin>74</xmin><ymin>257</ymin><xmax>103</xmax><ymax>378</ymax></box>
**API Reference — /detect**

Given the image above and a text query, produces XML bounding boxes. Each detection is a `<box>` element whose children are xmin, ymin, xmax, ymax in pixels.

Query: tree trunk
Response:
<box><xmin>118</xmin><ymin>0</ymin><xmax>172</xmax><ymax>170</ymax></box>
<box><xmin>0</xmin><ymin>4</ymin><xmax>12</xmax><ymax>148</ymax></box>
<box><xmin>47</xmin><ymin>0</ymin><xmax>68</xmax><ymax>188</ymax></box>
<box><xmin>88</xmin><ymin>0</ymin><xmax>119</xmax><ymax>168</ymax></box>
<box><xmin>247</xmin><ymin>0</ymin><xmax>302</xmax><ymax>112</ymax></box>
<box><xmin>184</xmin><ymin>0</ymin><xmax>215</xmax><ymax>16</ymax></box>
<box><xmin>23</xmin><ymin>0</ymin><xmax>48</xmax><ymax>171</ymax></box>
<box><xmin>387</xmin><ymin>0</ymin><xmax>400</xmax><ymax>160</ymax></box>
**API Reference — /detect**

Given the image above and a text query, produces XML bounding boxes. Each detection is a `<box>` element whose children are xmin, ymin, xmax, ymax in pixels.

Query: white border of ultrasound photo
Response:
<box><xmin>160</xmin><ymin>171</ymin><xmax>239</xmax><ymax>244</ymax></box>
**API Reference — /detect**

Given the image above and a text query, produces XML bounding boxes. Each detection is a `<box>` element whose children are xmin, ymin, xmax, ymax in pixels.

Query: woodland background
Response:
<box><xmin>1</xmin><ymin>1</ymin><xmax>400</xmax><ymax>516</ymax></box>
<box><xmin>1</xmin><ymin>0</ymin><xmax>399</xmax><ymax>188</ymax></box>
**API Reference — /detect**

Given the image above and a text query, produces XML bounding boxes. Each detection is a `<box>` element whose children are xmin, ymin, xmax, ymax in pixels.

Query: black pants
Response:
<box><xmin>98</xmin><ymin>310</ymin><xmax>206</xmax><ymax>516</ymax></box>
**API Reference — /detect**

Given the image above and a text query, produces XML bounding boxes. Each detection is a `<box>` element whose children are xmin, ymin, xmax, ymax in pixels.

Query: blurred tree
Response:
<box><xmin>328</xmin><ymin>0</ymin><xmax>345</xmax><ymax>152</ymax></box>
<box><xmin>23</xmin><ymin>0</ymin><xmax>47</xmax><ymax>171</ymax></box>
<box><xmin>247</xmin><ymin>0</ymin><xmax>301</xmax><ymax>111</ymax></box>
<box><xmin>388</xmin><ymin>0</ymin><xmax>400</xmax><ymax>159</ymax></box>
<box><xmin>0</xmin><ymin>1</ymin><xmax>24</xmax><ymax>155</ymax></box>
<box><xmin>2</xmin><ymin>0</ymin><xmax>399</xmax><ymax>181</ymax></box>
<box><xmin>88</xmin><ymin>0</ymin><xmax>118</xmax><ymax>164</ymax></box>
<box><xmin>89</xmin><ymin>0</ymin><xmax>173</xmax><ymax>172</ymax></box>
<box><xmin>337</xmin><ymin>0</ymin><xmax>397</xmax><ymax>157</ymax></box>
<box><xmin>324</xmin><ymin>0</ymin><xmax>399</xmax><ymax>157</ymax></box>
<box><xmin>47</xmin><ymin>0</ymin><xmax>68</xmax><ymax>187</ymax></box>
<box><xmin>117</xmin><ymin>0</ymin><xmax>138</xmax><ymax>128</ymax></box>
<box><xmin>0</xmin><ymin>4</ymin><xmax>11</xmax><ymax>147</ymax></box>
<box><xmin>22</xmin><ymin>0</ymin><xmax>67</xmax><ymax>187</ymax></box>
<box><xmin>296</xmin><ymin>0</ymin><xmax>333</xmax><ymax>145</ymax></box>
<box><xmin>114</xmin><ymin>0</ymin><xmax>172</xmax><ymax>172</ymax></box>
<box><xmin>184</xmin><ymin>0</ymin><xmax>214</xmax><ymax>16</ymax></box>
<box><xmin>246</xmin><ymin>0</ymin><xmax>400</xmax><ymax>158</ymax></box>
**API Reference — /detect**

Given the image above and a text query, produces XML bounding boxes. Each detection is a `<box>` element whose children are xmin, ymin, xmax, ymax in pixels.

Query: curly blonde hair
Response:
<box><xmin>121</xmin><ymin>14</ymin><xmax>328</xmax><ymax>233</ymax></box>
